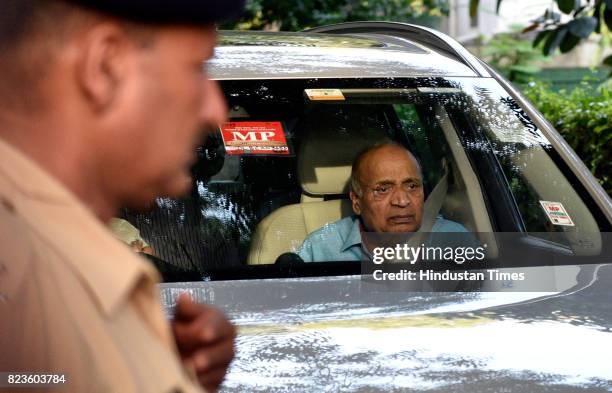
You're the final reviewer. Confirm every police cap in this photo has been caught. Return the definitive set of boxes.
[66,0,245,25]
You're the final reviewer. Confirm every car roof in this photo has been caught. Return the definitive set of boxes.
[210,29,481,80]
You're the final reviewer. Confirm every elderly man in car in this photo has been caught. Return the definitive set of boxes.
[298,142,469,262]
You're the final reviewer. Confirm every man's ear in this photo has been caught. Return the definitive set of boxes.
[75,23,131,112]
[350,191,362,215]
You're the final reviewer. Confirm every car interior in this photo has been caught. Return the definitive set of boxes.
[117,78,607,279]
[247,104,496,264]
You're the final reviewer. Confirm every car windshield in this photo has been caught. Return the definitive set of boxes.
[118,77,609,281]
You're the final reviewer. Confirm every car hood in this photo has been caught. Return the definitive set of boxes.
[160,263,612,392]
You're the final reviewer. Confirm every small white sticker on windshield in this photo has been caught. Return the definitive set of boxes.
[305,89,345,101]
[539,201,575,226]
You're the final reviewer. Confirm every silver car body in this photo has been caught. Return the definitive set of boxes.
[160,22,612,392]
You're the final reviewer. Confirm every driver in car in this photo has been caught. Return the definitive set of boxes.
[298,142,469,262]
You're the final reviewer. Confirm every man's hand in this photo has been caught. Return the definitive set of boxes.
[172,293,236,392]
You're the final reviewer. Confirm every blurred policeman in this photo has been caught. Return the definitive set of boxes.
[0,0,243,392]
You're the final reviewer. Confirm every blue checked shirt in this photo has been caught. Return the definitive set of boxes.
[297,215,471,262]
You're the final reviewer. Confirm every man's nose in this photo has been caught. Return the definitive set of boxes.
[200,78,228,127]
[390,187,410,207]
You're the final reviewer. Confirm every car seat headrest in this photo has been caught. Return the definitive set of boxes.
[297,107,388,196]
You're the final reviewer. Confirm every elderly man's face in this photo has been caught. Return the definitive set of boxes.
[103,24,227,208]
[350,145,424,232]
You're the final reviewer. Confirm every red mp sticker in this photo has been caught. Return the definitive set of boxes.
[220,122,290,155]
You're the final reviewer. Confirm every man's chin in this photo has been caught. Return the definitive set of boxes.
[387,222,420,233]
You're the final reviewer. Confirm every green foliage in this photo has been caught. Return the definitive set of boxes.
[482,26,549,81]
[605,53,612,76]
[522,80,612,195]
[557,0,579,14]
[223,0,449,31]
[469,0,612,71]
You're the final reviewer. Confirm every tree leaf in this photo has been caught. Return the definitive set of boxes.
[595,0,603,34]
[572,4,588,17]
[560,31,581,53]
[556,0,578,14]
[549,11,562,23]
[543,26,568,55]
[567,16,598,38]
[604,54,612,67]
[605,9,612,30]
[470,0,479,19]
[533,30,552,47]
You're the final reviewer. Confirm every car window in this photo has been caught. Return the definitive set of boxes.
[447,78,609,251]
[116,77,609,281]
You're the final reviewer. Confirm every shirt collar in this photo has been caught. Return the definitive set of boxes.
[0,137,158,317]
[0,137,78,205]
[340,215,363,252]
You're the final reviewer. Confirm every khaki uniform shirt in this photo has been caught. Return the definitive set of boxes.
[0,138,204,393]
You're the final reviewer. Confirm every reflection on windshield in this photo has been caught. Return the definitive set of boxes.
[119,77,603,278]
